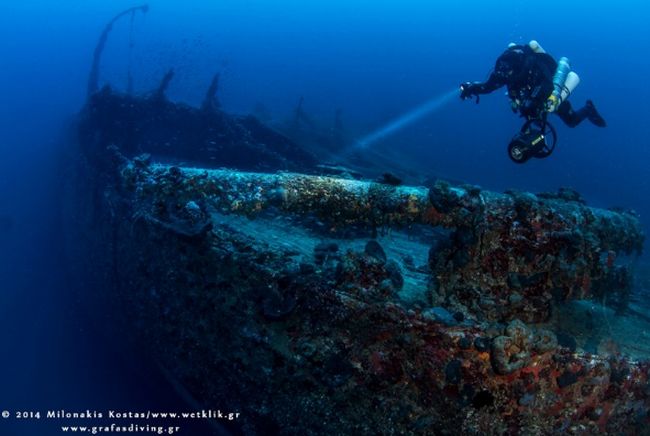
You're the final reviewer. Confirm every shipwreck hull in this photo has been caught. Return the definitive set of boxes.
[65,141,650,434]
[107,217,650,435]
[78,87,318,173]
[118,162,643,323]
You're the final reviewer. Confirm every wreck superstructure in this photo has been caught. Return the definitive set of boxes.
[65,7,650,435]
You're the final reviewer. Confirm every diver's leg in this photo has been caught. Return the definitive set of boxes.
[585,100,606,127]
[556,100,606,127]
[556,101,583,127]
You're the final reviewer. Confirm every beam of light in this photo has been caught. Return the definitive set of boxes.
[352,88,458,151]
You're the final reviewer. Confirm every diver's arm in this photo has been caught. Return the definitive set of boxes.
[460,72,504,100]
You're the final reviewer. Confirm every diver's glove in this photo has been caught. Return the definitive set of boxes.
[460,82,480,102]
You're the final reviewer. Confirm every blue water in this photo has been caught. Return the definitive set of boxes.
[0,1,648,434]
[353,88,459,150]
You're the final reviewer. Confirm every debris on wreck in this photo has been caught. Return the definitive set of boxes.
[201,72,222,112]
[87,4,149,97]
[377,172,403,186]
[68,7,650,434]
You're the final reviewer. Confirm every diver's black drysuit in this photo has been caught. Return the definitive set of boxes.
[460,44,606,127]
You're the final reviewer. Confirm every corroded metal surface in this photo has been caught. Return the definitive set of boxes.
[121,161,643,323]
[73,152,649,434]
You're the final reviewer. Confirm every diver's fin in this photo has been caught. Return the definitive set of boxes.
[586,100,606,127]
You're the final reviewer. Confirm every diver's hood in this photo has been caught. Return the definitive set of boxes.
[494,46,527,80]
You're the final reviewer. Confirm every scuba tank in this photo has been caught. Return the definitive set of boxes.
[508,39,546,53]
[507,40,545,53]
[546,57,581,112]
[559,71,580,103]
[528,40,545,53]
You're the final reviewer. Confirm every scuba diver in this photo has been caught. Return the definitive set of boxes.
[459,40,606,163]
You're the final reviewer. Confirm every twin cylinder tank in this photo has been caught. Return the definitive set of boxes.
[509,40,581,111]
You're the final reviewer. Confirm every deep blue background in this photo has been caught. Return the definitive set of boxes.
[0,1,647,434]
